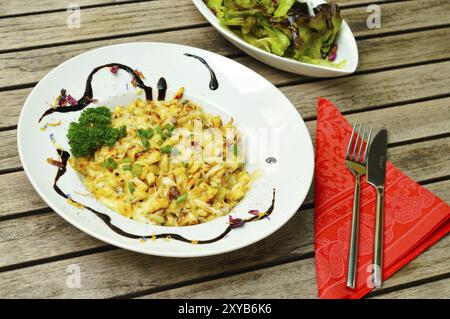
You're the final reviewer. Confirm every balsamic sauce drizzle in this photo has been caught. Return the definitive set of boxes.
[39,63,153,123]
[157,77,168,101]
[184,53,219,90]
[52,149,275,244]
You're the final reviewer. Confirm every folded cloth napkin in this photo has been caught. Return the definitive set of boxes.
[314,97,450,299]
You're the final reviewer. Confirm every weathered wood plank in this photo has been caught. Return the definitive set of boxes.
[1,97,449,219]
[0,171,46,216]
[0,211,105,268]
[371,278,450,299]
[0,130,19,173]
[345,0,450,37]
[146,256,320,299]
[0,0,139,17]
[2,26,450,95]
[0,139,448,270]
[0,88,29,129]
[281,61,450,119]
[142,235,450,299]
[0,0,204,52]
[0,0,447,52]
[306,97,450,147]
[0,26,234,91]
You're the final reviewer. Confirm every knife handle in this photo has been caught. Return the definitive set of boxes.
[346,176,361,289]
[373,188,384,288]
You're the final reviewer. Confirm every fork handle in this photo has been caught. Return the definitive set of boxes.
[372,188,384,288]
[346,175,361,289]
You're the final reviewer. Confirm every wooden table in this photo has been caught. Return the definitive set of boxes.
[0,0,449,299]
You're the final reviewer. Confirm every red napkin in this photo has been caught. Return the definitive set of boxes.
[314,97,450,299]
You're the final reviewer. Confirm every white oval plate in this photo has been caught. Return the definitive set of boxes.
[18,42,314,257]
[192,0,358,77]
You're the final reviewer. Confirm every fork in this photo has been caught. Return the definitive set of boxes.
[345,123,373,289]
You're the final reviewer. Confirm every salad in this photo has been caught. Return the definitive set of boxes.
[206,0,345,68]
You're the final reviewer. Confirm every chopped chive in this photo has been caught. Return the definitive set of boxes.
[161,145,172,154]
[122,157,131,163]
[103,157,118,171]
[144,127,154,138]
[128,182,135,194]
[131,163,143,177]
[165,123,175,132]
[118,125,127,139]
[233,143,238,156]
[122,164,132,171]
[137,127,154,148]
[176,193,187,205]
[140,137,150,149]
[155,126,163,135]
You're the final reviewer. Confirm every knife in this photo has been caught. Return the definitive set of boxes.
[366,128,388,288]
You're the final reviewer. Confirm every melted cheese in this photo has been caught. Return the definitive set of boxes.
[70,96,251,226]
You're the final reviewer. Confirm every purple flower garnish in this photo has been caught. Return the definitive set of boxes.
[228,215,244,228]
[328,45,337,62]
[57,88,67,107]
[67,95,78,106]
[110,65,119,74]
[248,209,260,217]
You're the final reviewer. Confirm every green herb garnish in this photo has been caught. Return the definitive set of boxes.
[137,127,154,139]
[122,164,132,171]
[176,193,187,205]
[67,106,126,157]
[165,123,175,132]
[131,163,143,177]
[141,137,150,149]
[128,182,135,194]
[161,145,172,154]
[118,125,127,139]
[233,143,238,156]
[137,128,154,149]
[103,157,118,171]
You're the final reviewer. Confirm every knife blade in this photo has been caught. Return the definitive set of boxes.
[367,128,388,288]
[367,128,387,188]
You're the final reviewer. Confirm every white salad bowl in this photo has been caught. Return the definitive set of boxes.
[192,0,359,77]
[17,42,314,257]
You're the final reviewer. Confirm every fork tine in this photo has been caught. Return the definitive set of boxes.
[352,123,361,160]
[363,127,373,163]
[346,122,357,159]
[357,125,367,162]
